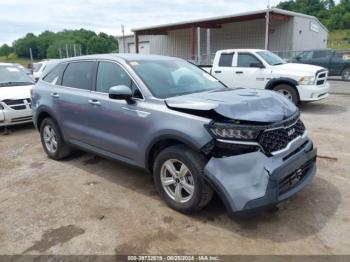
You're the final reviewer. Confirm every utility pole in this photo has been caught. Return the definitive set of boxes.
[73,44,77,57]
[264,0,270,50]
[58,47,62,59]
[121,24,125,53]
[29,48,34,73]
[65,44,69,58]
[79,45,82,56]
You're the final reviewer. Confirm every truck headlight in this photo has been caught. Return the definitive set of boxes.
[207,123,261,140]
[298,76,315,85]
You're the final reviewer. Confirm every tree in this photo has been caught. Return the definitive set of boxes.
[0,44,13,58]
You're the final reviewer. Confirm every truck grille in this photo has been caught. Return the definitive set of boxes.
[316,69,328,86]
[2,98,31,110]
[259,119,305,154]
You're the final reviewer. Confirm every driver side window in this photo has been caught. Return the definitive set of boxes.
[237,53,261,67]
[96,61,142,99]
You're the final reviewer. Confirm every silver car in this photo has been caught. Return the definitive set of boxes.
[32,54,317,216]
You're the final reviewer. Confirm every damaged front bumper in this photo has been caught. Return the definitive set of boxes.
[204,134,317,214]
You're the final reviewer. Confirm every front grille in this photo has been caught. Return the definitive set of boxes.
[316,70,328,86]
[279,158,315,195]
[2,98,31,110]
[259,119,305,154]
[3,99,23,106]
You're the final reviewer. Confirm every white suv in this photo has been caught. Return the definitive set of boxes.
[0,63,34,127]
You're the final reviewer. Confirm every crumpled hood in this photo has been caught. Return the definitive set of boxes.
[165,88,298,123]
[0,85,33,101]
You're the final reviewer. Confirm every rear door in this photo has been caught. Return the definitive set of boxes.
[233,52,268,89]
[308,50,332,69]
[59,60,96,143]
[211,52,235,88]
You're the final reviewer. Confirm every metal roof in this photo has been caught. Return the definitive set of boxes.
[132,8,328,34]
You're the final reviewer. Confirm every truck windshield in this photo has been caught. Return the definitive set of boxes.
[257,51,286,65]
[129,59,226,98]
[0,66,34,86]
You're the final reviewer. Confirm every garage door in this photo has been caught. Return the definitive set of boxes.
[128,41,150,54]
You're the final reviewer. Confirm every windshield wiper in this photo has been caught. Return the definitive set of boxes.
[273,63,285,65]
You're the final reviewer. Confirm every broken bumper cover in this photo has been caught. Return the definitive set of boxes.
[204,136,316,214]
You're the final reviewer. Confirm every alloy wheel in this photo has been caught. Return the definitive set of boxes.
[160,159,195,203]
[43,125,58,154]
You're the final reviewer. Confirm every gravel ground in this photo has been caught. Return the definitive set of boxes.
[0,90,350,255]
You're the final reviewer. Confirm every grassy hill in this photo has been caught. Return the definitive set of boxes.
[328,29,350,50]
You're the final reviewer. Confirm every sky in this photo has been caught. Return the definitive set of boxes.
[0,0,302,45]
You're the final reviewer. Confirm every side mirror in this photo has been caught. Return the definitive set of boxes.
[250,62,264,68]
[109,85,133,101]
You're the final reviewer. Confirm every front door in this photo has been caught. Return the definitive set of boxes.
[233,52,268,89]
[87,61,146,162]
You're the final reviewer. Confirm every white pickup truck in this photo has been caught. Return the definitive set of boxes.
[201,49,330,104]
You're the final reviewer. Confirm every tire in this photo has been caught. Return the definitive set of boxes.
[153,145,214,214]
[341,67,350,81]
[273,84,299,105]
[40,118,72,160]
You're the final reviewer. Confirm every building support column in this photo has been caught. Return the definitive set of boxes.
[191,27,196,61]
[134,32,139,53]
[206,28,211,65]
[264,7,270,50]
[197,27,201,64]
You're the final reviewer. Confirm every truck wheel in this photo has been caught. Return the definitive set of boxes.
[40,118,72,160]
[341,67,350,81]
[273,84,299,105]
[153,145,213,214]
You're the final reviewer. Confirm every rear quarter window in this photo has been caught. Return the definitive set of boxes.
[218,53,234,67]
[62,61,95,90]
[42,63,67,85]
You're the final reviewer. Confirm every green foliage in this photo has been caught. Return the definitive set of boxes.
[10,29,118,59]
[0,44,13,58]
[277,0,350,31]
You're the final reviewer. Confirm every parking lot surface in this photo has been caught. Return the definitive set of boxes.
[0,81,350,255]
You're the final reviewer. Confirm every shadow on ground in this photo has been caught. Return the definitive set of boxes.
[64,151,341,243]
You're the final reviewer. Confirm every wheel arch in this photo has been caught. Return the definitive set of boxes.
[145,134,204,173]
[35,107,65,140]
[265,77,298,90]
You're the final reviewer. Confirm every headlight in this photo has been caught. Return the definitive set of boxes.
[208,123,261,140]
[298,76,315,85]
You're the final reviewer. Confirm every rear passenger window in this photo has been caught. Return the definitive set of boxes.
[237,53,261,67]
[218,53,234,67]
[96,61,142,99]
[62,61,94,90]
[312,50,329,59]
[42,63,67,85]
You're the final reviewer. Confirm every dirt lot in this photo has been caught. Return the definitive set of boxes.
[0,81,350,255]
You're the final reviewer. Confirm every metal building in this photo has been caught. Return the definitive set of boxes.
[117,8,328,63]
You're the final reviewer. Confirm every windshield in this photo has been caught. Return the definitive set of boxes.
[257,51,286,65]
[0,66,34,86]
[33,63,43,72]
[129,59,225,98]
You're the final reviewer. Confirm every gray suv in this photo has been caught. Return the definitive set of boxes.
[32,54,317,215]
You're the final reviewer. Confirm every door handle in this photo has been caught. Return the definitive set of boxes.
[50,92,59,98]
[235,71,243,74]
[88,99,101,106]
[214,70,222,73]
